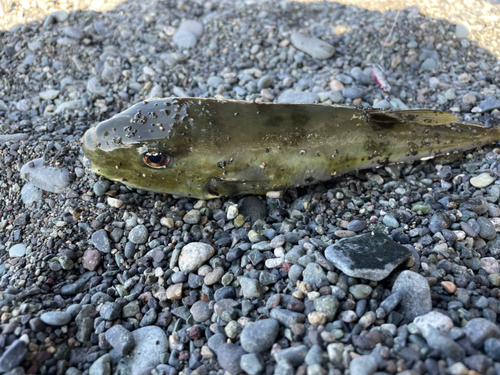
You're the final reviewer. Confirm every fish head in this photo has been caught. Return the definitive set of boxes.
[81,98,220,199]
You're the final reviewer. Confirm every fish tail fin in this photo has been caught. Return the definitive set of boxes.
[369,109,458,127]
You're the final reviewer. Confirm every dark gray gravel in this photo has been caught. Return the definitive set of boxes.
[1,1,500,375]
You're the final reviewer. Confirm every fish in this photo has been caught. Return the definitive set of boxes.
[81,97,499,199]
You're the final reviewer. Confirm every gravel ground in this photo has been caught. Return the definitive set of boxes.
[2,1,500,375]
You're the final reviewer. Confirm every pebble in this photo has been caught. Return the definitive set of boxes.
[217,343,246,375]
[91,229,111,253]
[455,22,470,39]
[190,301,212,323]
[0,340,27,373]
[178,20,203,38]
[114,326,168,375]
[178,242,214,273]
[39,89,60,100]
[484,338,500,361]
[20,158,71,193]
[480,257,500,274]
[325,233,411,281]
[392,270,432,320]
[82,249,101,271]
[414,311,454,338]
[462,92,477,105]
[290,32,335,59]
[105,325,135,356]
[479,98,500,112]
[349,284,373,299]
[239,277,263,299]
[8,244,26,258]
[40,311,72,326]
[477,217,496,240]
[274,345,308,367]
[240,319,279,353]
[277,89,319,103]
[463,318,500,348]
[128,224,148,244]
[173,30,197,49]
[88,354,111,375]
[349,354,378,375]
[240,353,264,375]
[100,302,121,320]
[470,173,495,188]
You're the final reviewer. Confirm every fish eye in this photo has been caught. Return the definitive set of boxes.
[142,152,171,168]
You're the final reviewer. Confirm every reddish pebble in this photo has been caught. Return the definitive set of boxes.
[282,263,292,273]
[190,325,202,340]
[82,249,101,271]
[441,281,456,294]
[179,350,190,361]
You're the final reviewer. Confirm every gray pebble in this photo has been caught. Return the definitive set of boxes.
[128,225,148,244]
[479,98,500,112]
[173,30,197,49]
[392,270,432,320]
[277,89,319,104]
[477,217,496,240]
[420,58,437,70]
[342,87,364,99]
[274,345,308,367]
[178,242,214,273]
[40,311,72,326]
[9,244,26,258]
[0,340,27,373]
[101,65,121,84]
[455,23,470,39]
[290,33,335,60]
[183,209,201,224]
[100,302,121,320]
[190,301,212,323]
[240,318,279,353]
[240,353,264,375]
[63,26,84,40]
[20,158,72,193]
[114,326,168,374]
[217,343,246,375]
[239,277,263,299]
[106,325,136,356]
[92,229,111,253]
[93,180,111,196]
[349,354,378,375]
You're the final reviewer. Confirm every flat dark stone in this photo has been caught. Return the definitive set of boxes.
[325,232,411,281]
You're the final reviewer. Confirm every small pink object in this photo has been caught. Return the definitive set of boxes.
[372,64,391,93]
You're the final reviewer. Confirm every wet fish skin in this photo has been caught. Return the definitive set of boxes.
[81,97,499,199]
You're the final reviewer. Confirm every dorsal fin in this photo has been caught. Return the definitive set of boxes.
[369,110,458,127]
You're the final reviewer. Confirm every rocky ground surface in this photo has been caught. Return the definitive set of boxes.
[2,0,500,375]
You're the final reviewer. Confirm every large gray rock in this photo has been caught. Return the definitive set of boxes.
[113,326,168,375]
[325,233,411,281]
[21,158,72,193]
